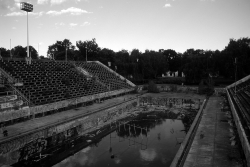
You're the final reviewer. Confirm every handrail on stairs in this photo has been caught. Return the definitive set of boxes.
[0,67,32,106]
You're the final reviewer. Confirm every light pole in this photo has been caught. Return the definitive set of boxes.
[51,53,54,60]
[38,43,39,58]
[65,47,68,62]
[20,2,33,62]
[234,58,237,94]
[136,58,139,80]
[85,46,87,62]
[10,39,12,58]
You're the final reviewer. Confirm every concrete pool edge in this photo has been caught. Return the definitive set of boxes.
[170,98,207,167]
[0,96,138,144]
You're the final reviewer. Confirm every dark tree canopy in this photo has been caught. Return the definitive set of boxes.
[1,37,250,85]
[76,38,100,61]
[0,45,38,59]
[47,39,75,60]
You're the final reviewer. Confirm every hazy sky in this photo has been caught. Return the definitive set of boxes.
[0,0,249,57]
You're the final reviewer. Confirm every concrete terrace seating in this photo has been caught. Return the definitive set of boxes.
[0,60,109,106]
[227,76,250,166]
[228,79,250,129]
[75,62,132,91]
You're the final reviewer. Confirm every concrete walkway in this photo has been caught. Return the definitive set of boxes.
[0,94,137,143]
[183,96,243,167]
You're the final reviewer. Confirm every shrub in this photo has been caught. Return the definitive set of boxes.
[148,81,159,93]
[142,85,148,90]
[198,80,206,94]
[131,86,139,94]
[198,77,214,96]
[169,84,177,92]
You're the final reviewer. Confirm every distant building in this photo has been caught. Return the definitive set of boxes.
[165,71,185,77]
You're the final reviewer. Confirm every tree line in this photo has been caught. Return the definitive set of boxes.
[0,37,250,84]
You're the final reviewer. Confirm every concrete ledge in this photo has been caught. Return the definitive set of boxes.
[0,97,137,145]
[0,88,133,122]
[227,89,250,167]
[170,98,207,167]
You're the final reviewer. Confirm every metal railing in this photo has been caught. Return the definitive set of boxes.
[0,67,32,106]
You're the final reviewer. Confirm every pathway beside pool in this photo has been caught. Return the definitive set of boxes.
[183,96,243,167]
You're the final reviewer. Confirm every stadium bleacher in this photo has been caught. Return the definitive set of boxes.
[0,58,135,126]
[0,59,134,106]
[75,61,132,91]
[226,75,250,166]
[228,79,250,130]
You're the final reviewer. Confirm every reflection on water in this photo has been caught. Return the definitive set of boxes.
[53,114,186,167]
[6,110,194,167]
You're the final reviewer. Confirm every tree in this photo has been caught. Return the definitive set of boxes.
[130,49,142,80]
[97,48,116,66]
[12,45,26,58]
[148,80,159,93]
[222,38,250,79]
[182,49,207,84]
[115,50,131,77]
[47,39,75,60]
[6,45,39,59]
[163,49,177,72]
[24,46,39,59]
[0,47,10,58]
[76,38,100,61]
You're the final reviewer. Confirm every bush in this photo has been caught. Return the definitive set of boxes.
[198,80,206,94]
[148,81,159,93]
[142,85,148,90]
[198,77,214,96]
[169,84,177,92]
[131,86,139,94]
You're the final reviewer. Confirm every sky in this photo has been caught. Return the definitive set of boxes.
[0,0,250,57]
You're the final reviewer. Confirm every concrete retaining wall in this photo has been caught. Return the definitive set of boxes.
[0,88,133,123]
[139,96,201,110]
[0,99,137,155]
[138,84,225,95]
[170,99,207,167]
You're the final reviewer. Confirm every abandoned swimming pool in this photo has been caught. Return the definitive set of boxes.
[11,110,196,167]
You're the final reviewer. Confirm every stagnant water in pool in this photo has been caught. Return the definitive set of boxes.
[53,117,186,167]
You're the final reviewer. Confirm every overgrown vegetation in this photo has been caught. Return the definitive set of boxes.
[198,77,214,96]
[147,81,159,93]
